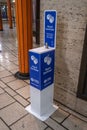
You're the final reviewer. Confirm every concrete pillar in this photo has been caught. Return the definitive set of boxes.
[7,0,13,29]
[15,0,33,79]
[0,6,3,31]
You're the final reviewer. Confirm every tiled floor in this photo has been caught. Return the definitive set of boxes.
[0,23,87,130]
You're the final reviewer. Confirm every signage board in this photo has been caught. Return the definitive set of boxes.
[29,50,55,90]
[44,10,57,48]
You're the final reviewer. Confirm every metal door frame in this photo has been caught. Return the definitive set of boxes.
[77,25,87,101]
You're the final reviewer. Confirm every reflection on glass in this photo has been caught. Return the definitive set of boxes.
[0,44,2,52]
[33,0,36,32]
[1,5,7,19]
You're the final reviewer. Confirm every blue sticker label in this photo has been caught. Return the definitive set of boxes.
[44,10,57,48]
[29,52,40,88]
[41,51,55,89]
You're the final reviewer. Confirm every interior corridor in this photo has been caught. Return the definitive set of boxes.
[0,23,87,130]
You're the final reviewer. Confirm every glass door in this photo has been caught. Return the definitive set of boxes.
[77,25,87,101]
[32,0,40,44]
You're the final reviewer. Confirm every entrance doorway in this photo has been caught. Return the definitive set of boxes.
[77,25,87,101]
[32,0,40,44]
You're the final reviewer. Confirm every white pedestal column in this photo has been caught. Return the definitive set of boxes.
[25,47,58,121]
[26,84,58,121]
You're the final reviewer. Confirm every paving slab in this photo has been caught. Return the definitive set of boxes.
[6,63,18,70]
[1,75,16,83]
[16,85,30,99]
[51,108,69,123]
[46,127,53,130]
[0,87,4,94]
[14,95,29,107]
[0,102,28,126]
[45,118,66,130]
[0,70,11,78]
[0,81,7,88]
[24,80,30,84]
[62,115,87,130]
[10,114,47,130]
[7,79,27,90]
[0,119,9,130]
[0,93,15,109]
[0,66,5,72]
[5,87,17,96]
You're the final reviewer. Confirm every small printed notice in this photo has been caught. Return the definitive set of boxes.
[44,10,57,48]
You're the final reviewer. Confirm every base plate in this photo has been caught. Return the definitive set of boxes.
[25,104,58,121]
[14,71,29,80]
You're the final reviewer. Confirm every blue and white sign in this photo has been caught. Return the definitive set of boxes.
[29,50,55,90]
[29,52,40,88]
[27,10,58,120]
[44,10,57,48]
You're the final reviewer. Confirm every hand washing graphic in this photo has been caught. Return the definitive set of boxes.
[47,14,54,23]
[31,55,38,65]
[44,55,52,65]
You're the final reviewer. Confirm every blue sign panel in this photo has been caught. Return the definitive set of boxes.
[44,10,57,48]
[29,50,55,90]
[29,52,40,88]
[41,51,55,89]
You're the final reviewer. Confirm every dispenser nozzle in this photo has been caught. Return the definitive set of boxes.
[45,43,48,49]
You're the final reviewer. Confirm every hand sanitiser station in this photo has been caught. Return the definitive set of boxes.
[25,10,58,121]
